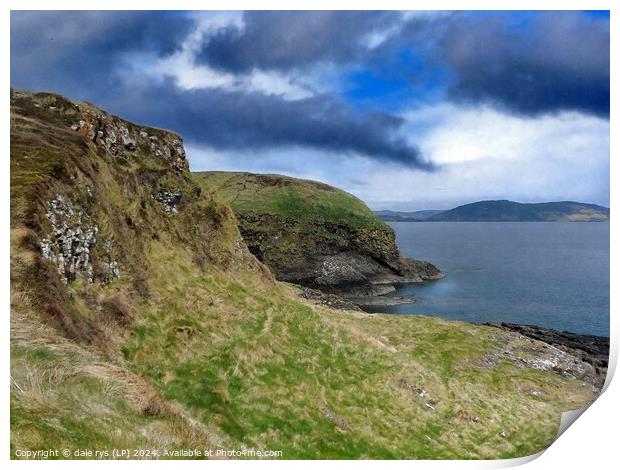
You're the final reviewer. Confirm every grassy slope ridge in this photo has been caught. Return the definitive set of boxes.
[197,172,385,229]
[11,90,599,459]
[429,200,610,222]
[193,171,440,295]
[195,171,401,267]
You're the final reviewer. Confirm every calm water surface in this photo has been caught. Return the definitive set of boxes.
[370,222,609,336]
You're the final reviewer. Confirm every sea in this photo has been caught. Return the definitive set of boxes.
[369,222,610,337]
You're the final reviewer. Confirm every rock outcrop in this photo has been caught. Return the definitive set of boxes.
[68,101,188,173]
[485,322,609,380]
[10,88,259,328]
[10,89,196,289]
[40,194,104,284]
[194,171,443,302]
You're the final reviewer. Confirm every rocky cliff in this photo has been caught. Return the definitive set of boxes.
[11,89,260,339]
[10,90,602,459]
[194,171,442,300]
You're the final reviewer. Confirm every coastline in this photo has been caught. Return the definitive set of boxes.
[484,322,609,375]
[295,283,610,374]
[296,282,609,385]
[295,282,608,390]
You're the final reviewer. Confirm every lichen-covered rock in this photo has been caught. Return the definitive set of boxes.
[480,329,603,390]
[10,88,188,174]
[70,110,187,172]
[39,194,120,285]
[152,189,185,214]
[486,322,609,379]
[40,195,99,284]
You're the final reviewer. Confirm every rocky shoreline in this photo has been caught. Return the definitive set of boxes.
[347,294,417,308]
[297,285,362,311]
[292,284,609,390]
[484,322,609,379]
[317,257,444,306]
[297,285,418,310]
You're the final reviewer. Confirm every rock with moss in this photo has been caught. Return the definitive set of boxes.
[194,171,443,300]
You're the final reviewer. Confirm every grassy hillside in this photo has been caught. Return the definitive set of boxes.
[10,90,600,459]
[194,171,401,273]
[198,171,387,231]
[429,200,609,222]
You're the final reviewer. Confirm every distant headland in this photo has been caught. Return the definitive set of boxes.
[376,200,610,222]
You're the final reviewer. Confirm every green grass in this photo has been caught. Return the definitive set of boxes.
[114,243,595,459]
[10,91,599,460]
[10,336,223,459]
[194,171,387,231]
[193,171,401,271]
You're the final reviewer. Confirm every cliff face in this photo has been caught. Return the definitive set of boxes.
[11,89,259,340]
[194,171,442,297]
[10,89,273,452]
[10,90,601,459]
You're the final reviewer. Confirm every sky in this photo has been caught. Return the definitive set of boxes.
[10,10,610,210]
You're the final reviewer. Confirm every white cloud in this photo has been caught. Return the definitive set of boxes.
[370,105,610,209]
[364,11,450,49]
[244,70,314,100]
[186,104,609,212]
[402,104,609,165]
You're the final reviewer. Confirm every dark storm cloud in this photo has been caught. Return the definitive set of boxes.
[10,10,609,170]
[197,10,609,117]
[115,83,432,169]
[197,10,399,72]
[10,10,432,168]
[404,11,610,117]
[10,11,193,98]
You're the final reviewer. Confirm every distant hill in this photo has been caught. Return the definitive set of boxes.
[428,200,609,222]
[375,209,444,222]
